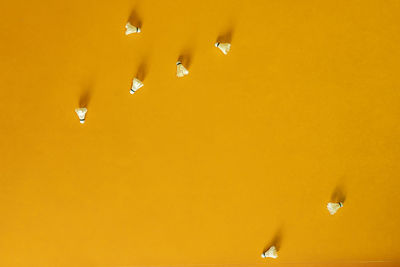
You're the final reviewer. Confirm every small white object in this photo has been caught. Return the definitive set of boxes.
[125,22,141,35]
[130,78,144,94]
[327,202,343,215]
[261,246,278,259]
[176,61,189,77]
[215,42,231,55]
[75,108,87,124]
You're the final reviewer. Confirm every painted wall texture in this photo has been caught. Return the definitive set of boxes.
[0,0,399,266]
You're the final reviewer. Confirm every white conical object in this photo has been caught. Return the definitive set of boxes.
[176,61,189,77]
[75,108,87,124]
[130,78,144,94]
[215,42,231,55]
[261,246,278,259]
[327,202,343,215]
[125,22,141,35]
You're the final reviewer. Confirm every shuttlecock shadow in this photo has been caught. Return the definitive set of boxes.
[264,227,283,252]
[331,184,347,203]
[128,8,142,29]
[79,82,92,108]
[216,27,235,44]
[178,49,193,70]
[136,60,148,81]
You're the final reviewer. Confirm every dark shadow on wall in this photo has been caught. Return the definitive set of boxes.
[136,59,148,81]
[331,184,347,203]
[79,80,93,108]
[178,47,194,69]
[216,22,235,44]
[128,7,143,29]
[263,226,284,253]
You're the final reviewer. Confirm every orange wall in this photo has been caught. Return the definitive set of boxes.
[0,0,400,266]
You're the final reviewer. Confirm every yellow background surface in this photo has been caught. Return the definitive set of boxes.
[1,0,400,266]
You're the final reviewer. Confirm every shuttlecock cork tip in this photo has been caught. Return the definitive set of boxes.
[137,27,141,33]
[80,120,85,124]
[130,89,135,94]
[261,253,266,258]
[176,61,182,65]
[215,42,220,47]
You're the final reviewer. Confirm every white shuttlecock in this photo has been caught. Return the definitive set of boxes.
[261,246,278,259]
[215,42,231,55]
[130,78,144,94]
[176,61,189,77]
[75,108,87,124]
[327,202,343,215]
[125,22,141,35]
